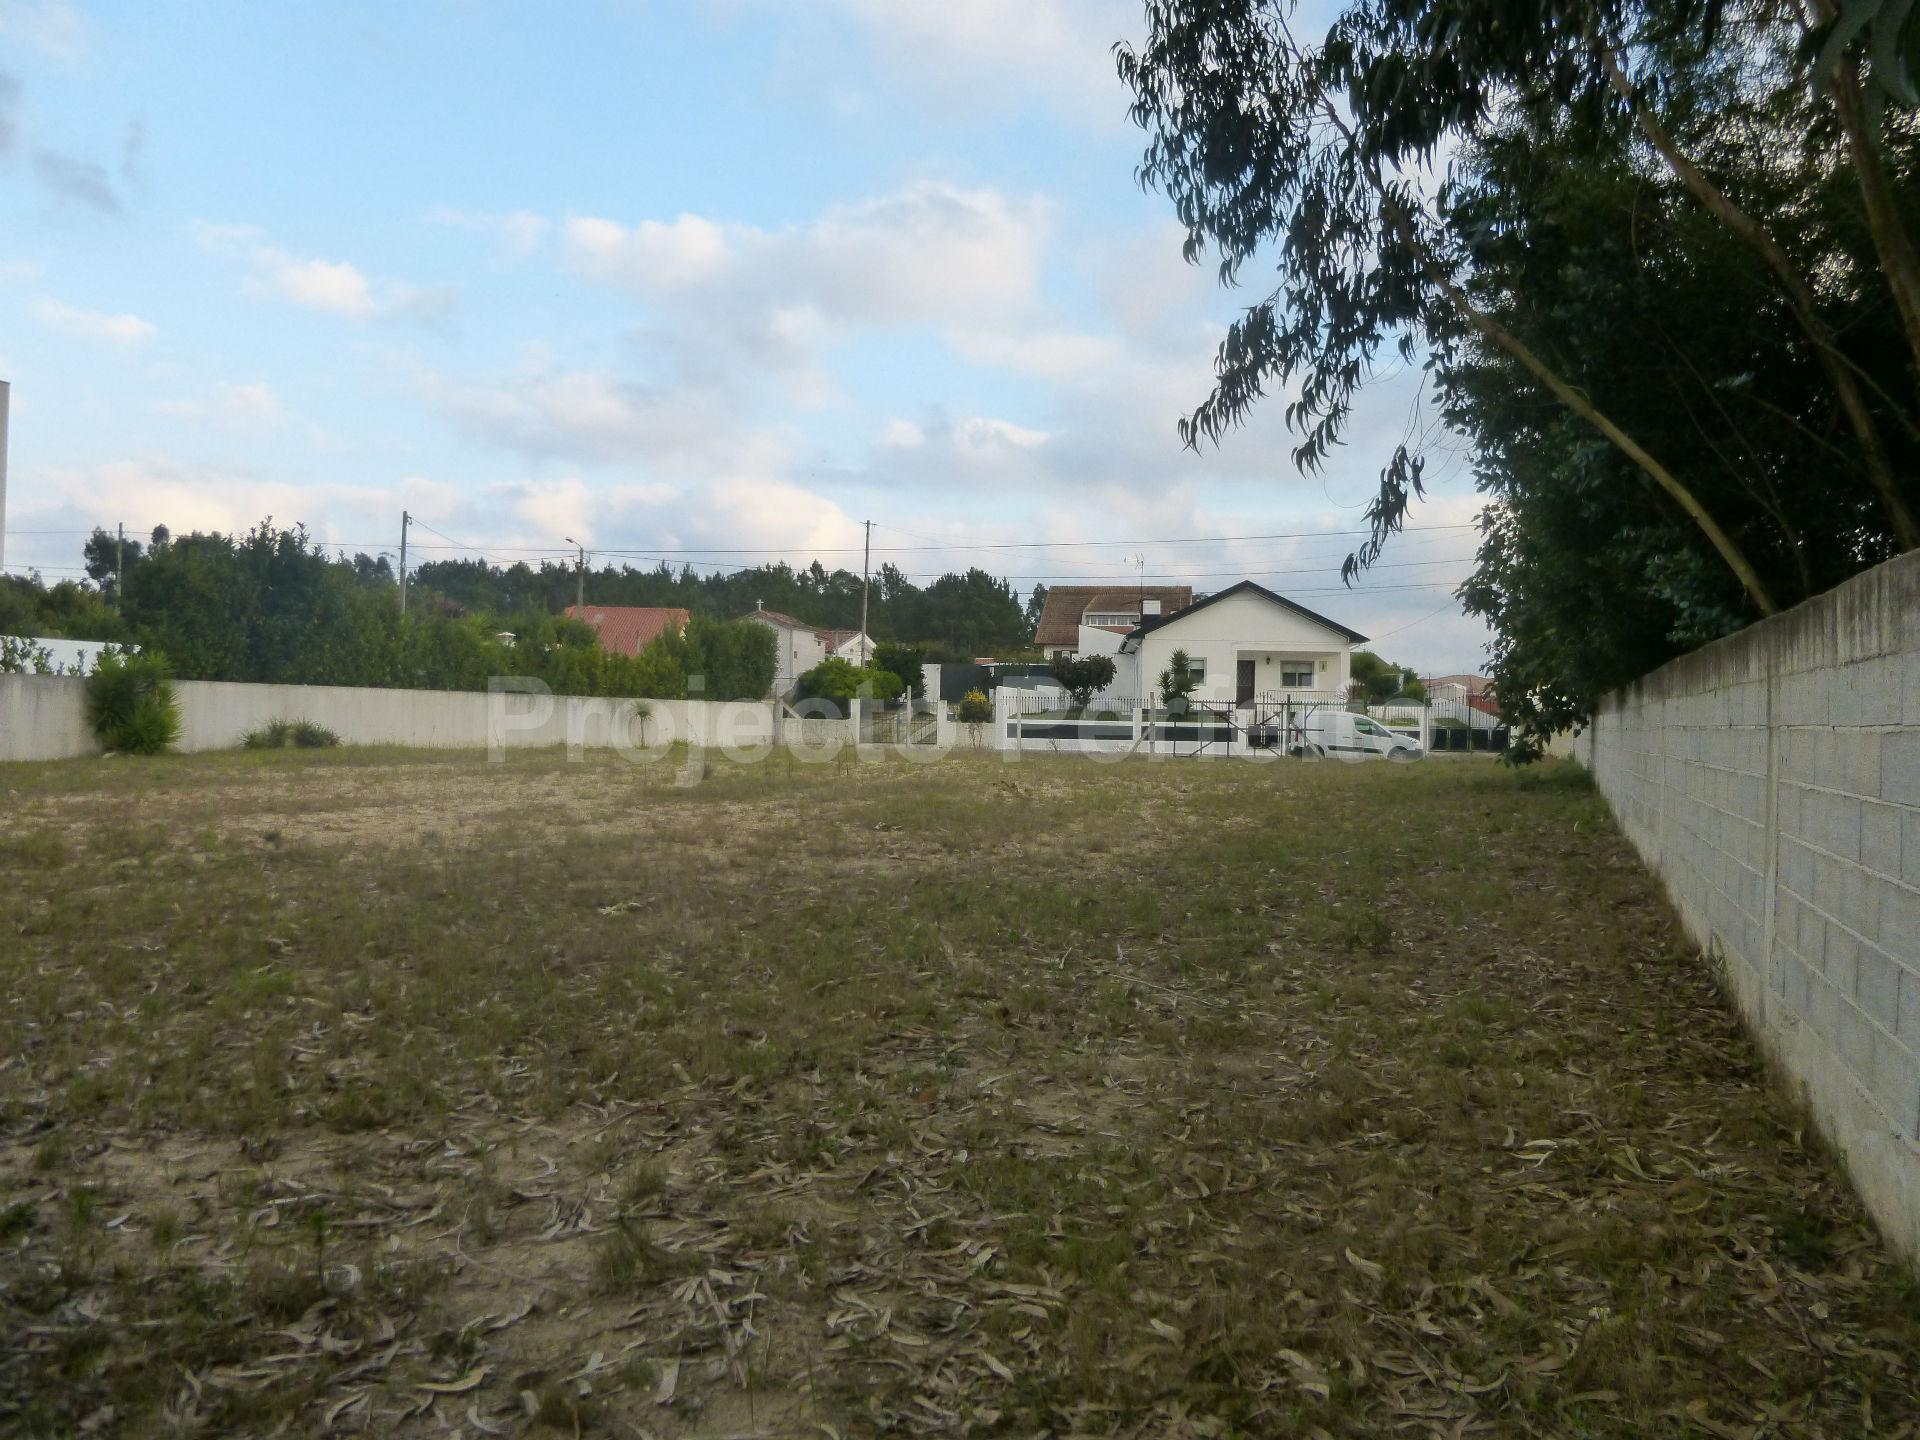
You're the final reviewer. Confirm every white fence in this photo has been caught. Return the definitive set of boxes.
[991,688,1353,759]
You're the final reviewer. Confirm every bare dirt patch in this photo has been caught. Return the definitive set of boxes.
[3,751,1917,1437]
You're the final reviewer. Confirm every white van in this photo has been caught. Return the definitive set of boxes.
[1289,710,1424,761]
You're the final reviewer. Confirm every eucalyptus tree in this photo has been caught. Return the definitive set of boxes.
[1117,0,1920,621]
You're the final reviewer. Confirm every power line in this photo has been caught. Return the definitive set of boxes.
[571,547,1478,583]
[406,516,510,568]
[2,521,1482,595]
[5,519,1479,558]
[1366,599,1466,641]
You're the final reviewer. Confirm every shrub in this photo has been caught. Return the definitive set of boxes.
[242,719,342,749]
[1048,653,1116,708]
[1157,648,1201,715]
[956,688,993,723]
[84,650,182,755]
[795,656,906,706]
[873,641,926,699]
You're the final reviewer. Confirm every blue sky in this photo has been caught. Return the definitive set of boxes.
[0,0,1492,670]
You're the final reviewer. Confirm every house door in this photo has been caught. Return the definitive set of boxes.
[1236,659,1256,705]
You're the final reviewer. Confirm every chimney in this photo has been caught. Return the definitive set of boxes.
[1140,598,1161,617]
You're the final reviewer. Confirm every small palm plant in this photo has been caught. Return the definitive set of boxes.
[84,649,182,755]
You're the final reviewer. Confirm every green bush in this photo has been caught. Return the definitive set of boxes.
[1157,648,1201,714]
[795,656,906,705]
[242,719,342,749]
[84,650,182,755]
[956,688,993,723]
[873,641,926,699]
[1049,653,1116,708]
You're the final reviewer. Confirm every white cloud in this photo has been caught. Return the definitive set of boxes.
[224,382,282,419]
[0,259,44,283]
[11,460,467,552]
[195,223,453,323]
[567,213,729,289]
[270,257,377,317]
[31,296,155,345]
[823,0,1137,129]
[154,382,284,427]
[556,180,1054,418]
[566,181,1048,331]
[947,326,1122,381]
[494,475,694,550]
[0,0,90,61]
[760,0,1135,130]
[426,207,551,254]
[418,361,794,480]
[956,416,1048,452]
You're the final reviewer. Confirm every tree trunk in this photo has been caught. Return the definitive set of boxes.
[1382,200,1779,615]
[1599,45,1920,551]
[1800,0,1920,398]
[1833,66,1920,372]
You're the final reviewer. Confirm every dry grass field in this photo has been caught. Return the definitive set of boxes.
[2,746,1916,1439]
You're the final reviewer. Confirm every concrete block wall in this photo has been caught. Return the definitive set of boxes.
[0,674,790,763]
[1574,548,1920,1257]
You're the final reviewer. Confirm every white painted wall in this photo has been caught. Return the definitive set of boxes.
[0,636,129,674]
[1568,549,1920,1258]
[826,631,874,665]
[0,673,93,760]
[1128,591,1354,702]
[746,615,827,697]
[0,673,802,763]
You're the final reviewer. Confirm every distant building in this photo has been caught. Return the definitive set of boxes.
[1427,673,1495,697]
[742,604,873,698]
[562,605,689,657]
[1110,581,1365,705]
[1032,585,1195,659]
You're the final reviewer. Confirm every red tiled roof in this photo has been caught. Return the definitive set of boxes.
[563,605,689,657]
[818,628,865,651]
[1032,585,1195,647]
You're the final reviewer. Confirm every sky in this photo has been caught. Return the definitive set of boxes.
[0,0,1493,672]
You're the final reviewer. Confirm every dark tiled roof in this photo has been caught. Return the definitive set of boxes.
[744,607,816,631]
[1121,581,1367,647]
[1032,584,1195,647]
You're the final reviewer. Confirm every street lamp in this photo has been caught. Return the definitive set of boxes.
[564,536,587,611]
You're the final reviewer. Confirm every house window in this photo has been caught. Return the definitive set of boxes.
[1185,659,1208,682]
[1279,661,1315,688]
[1083,611,1138,627]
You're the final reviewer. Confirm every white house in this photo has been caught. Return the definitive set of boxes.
[1033,585,1194,659]
[1107,581,1364,705]
[742,605,874,698]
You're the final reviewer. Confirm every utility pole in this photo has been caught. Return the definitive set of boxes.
[860,519,871,666]
[566,537,586,610]
[398,510,410,616]
[115,523,124,607]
